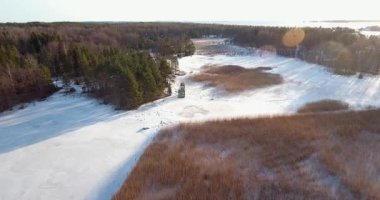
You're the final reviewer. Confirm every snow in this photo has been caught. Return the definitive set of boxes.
[2,41,380,199]
[360,30,380,37]
[0,92,157,200]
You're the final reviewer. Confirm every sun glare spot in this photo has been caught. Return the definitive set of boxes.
[282,28,305,47]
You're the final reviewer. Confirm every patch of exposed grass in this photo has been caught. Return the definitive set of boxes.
[192,38,238,55]
[297,99,349,113]
[191,65,282,93]
[114,110,380,200]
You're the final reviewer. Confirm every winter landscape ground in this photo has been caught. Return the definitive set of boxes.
[2,39,380,199]
[115,110,380,199]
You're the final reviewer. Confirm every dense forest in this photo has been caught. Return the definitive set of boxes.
[232,26,380,75]
[0,23,195,111]
[1,22,380,111]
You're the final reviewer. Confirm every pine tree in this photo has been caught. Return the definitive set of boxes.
[121,67,141,108]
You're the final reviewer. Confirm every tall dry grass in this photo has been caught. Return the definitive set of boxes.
[297,99,349,113]
[114,110,380,200]
[191,65,283,93]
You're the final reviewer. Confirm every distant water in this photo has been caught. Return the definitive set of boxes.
[194,20,380,36]
[197,20,380,29]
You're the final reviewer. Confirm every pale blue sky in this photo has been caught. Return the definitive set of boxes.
[0,0,379,22]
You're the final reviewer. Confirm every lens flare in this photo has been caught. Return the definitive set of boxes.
[282,28,305,47]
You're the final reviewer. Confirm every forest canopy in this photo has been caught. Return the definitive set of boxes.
[1,22,379,111]
[0,22,195,111]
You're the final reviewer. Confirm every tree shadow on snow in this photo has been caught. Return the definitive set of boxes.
[0,92,126,154]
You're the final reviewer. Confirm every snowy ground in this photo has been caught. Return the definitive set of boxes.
[361,30,380,36]
[1,39,380,199]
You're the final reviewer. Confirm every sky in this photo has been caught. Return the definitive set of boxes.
[0,0,379,23]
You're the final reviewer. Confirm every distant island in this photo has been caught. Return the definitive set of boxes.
[310,20,380,23]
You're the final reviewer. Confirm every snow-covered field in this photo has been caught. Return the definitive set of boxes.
[361,30,380,36]
[2,40,380,199]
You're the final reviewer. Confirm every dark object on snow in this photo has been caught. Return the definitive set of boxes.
[358,73,364,79]
[74,79,81,85]
[256,66,273,71]
[82,86,87,93]
[175,70,186,76]
[63,87,76,94]
[18,104,26,110]
[138,127,150,132]
[69,87,76,93]
[178,82,185,98]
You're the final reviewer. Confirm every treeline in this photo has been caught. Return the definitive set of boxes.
[79,49,174,109]
[0,33,56,111]
[1,22,380,111]
[0,23,194,111]
[111,22,380,75]
[230,26,380,75]
[116,23,380,75]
